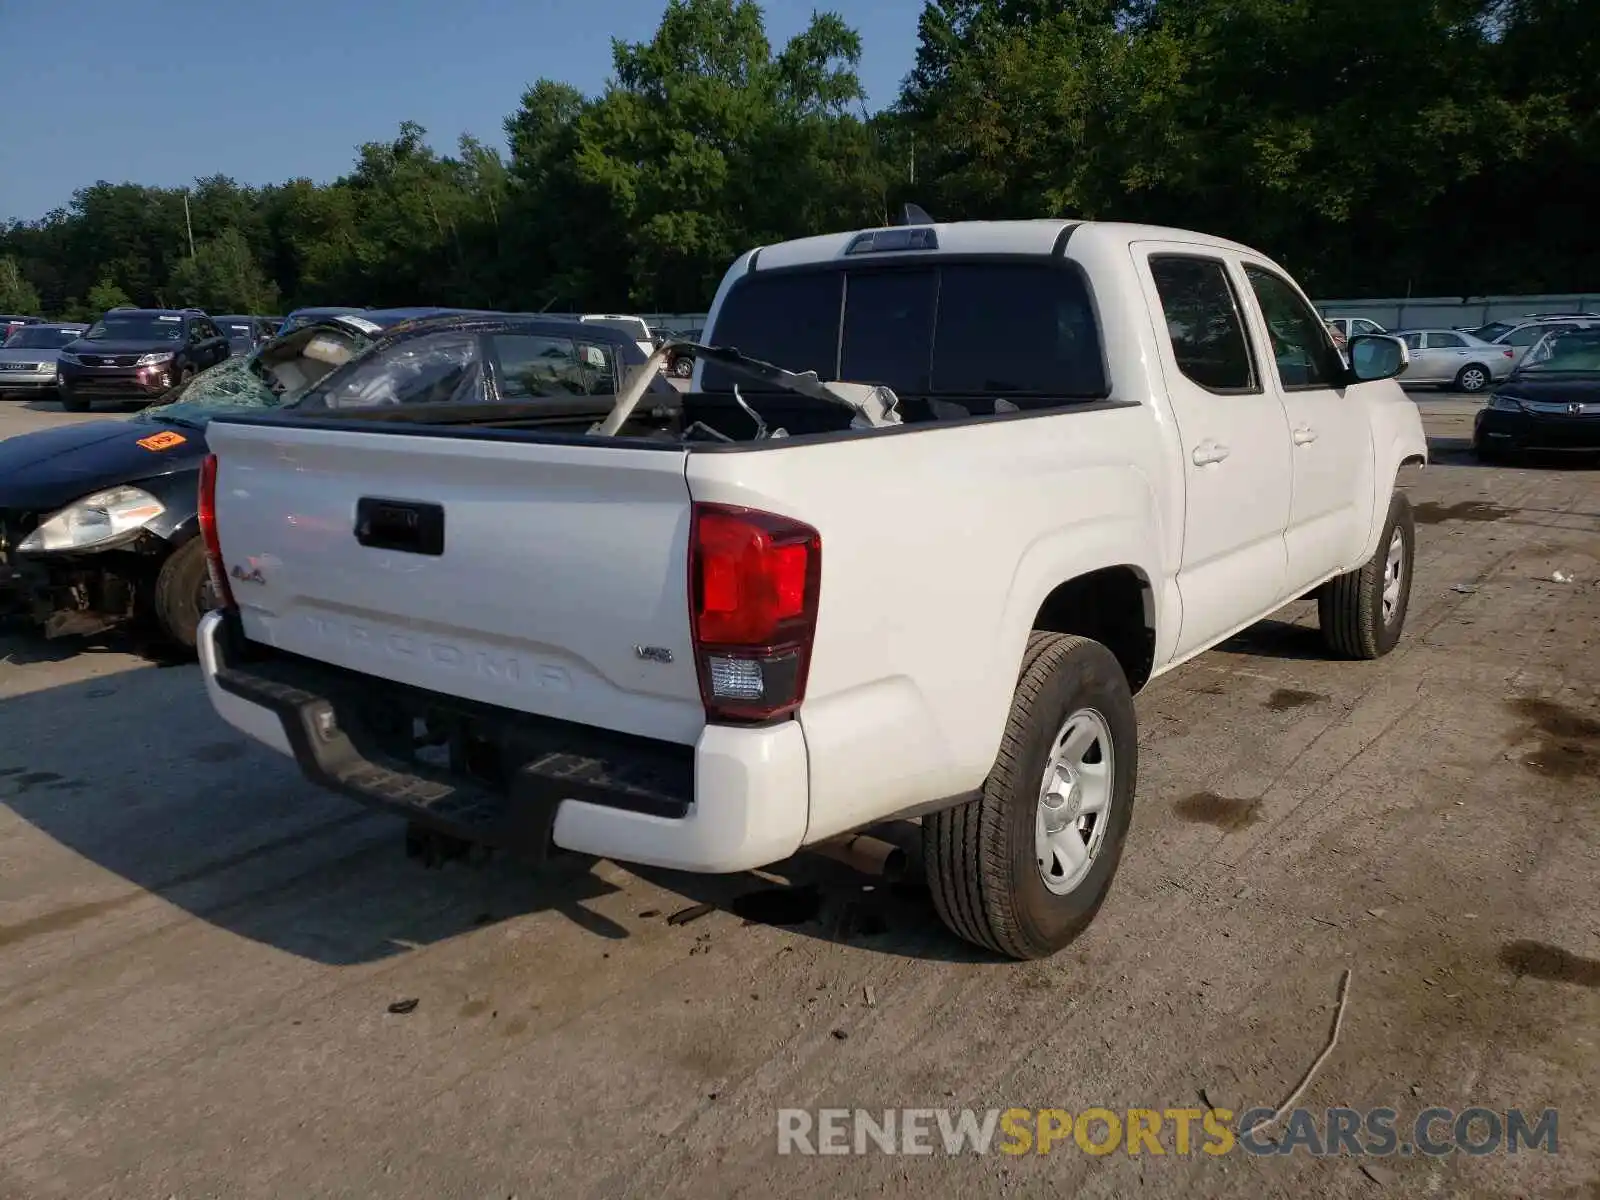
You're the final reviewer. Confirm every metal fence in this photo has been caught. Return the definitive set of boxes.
[1316,294,1600,331]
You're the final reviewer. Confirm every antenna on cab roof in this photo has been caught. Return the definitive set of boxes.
[898,203,935,226]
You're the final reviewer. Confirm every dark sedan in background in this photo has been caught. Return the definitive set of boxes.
[0,310,669,652]
[0,322,88,399]
[214,314,278,356]
[1474,328,1600,460]
[56,309,231,411]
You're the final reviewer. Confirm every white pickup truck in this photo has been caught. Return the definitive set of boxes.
[196,220,1426,959]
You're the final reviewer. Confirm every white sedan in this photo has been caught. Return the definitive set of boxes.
[1394,328,1516,394]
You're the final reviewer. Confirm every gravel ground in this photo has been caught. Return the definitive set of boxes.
[0,393,1596,1199]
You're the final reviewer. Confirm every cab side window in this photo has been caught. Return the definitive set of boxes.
[1148,255,1258,393]
[1243,265,1343,389]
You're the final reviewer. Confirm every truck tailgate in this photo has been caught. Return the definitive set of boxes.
[204,422,705,745]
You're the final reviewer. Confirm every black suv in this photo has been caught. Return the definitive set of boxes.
[57,309,230,411]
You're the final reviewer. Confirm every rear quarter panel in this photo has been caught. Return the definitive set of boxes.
[686,406,1170,844]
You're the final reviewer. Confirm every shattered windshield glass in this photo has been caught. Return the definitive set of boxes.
[134,322,376,428]
[133,355,278,430]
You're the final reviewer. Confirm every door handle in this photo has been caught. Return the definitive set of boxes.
[1192,440,1231,466]
[1293,426,1319,445]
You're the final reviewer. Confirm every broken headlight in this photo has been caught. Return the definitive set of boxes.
[17,486,166,553]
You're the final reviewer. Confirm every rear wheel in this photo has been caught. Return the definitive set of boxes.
[672,356,694,378]
[924,633,1138,960]
[1318,491,1415,660]
[152,538,213,652]
[1454,363,1491,393]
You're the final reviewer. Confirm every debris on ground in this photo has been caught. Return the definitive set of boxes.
[1367,908,1387,919]
[1359,1162,1395,1187]
[1239,969,1353,1140]
[668,902,715,927]
[1450,583,1478,594]
[1235,886,1253,900]
[864,985,877,1008]
[830,1028,849,1041]
[387,998,420,1015]
[636,909,661,919]
[1552,571,1573,583]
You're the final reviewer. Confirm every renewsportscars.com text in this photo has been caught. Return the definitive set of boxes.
[777,1106,1559,1158]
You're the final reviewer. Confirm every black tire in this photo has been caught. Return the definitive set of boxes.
[152,538,211,652]
[58,387,88,412]
[1318,490,1415,660]
[672,356,694,378]
[1454,363,1491,394]
[924,632,1138,960]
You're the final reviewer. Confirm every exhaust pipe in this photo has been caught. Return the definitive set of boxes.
[811,833,908,882]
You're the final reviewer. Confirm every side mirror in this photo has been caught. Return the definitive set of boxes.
[1347,334,1408,382]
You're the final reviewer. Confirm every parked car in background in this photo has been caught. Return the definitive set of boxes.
[1474,328,1600,460]
[214,315,277,356]
[56,309,231,411]
[2,314,42,341]
[1325,316,1387,342]
[1488,316,1600,369]
[0,322,88,400]
[0,309,465,650]
[664,327,703,377]
[1394,328,1514,393]
[579,313,656,357]
[277,306,370,336]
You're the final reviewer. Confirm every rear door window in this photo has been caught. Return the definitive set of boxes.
[1147,255,1257,393]
[491,334,616,399]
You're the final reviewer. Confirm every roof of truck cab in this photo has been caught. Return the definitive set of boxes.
[746,219,1261,272]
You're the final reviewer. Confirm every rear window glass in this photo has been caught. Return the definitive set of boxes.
[703,262,1105,397]
[701,272,842,390]
[840,270,936,392]
[932,263,1103,395]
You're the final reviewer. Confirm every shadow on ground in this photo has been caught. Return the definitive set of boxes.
[1429,433,1600,471]
[0,636,978,969]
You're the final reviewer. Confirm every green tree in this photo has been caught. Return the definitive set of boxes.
[85,278,133,316]
[0,256,41,314]
[167,229,282,313]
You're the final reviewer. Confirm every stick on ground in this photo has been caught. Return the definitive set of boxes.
[1241,967,1354,1139]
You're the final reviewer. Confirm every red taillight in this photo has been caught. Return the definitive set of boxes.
[689,503,820,722]
[198,453,236,611]
[1503,349,1514,358]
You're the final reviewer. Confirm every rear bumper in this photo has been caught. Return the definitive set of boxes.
[1475,407,1600,451]
[196,610,810,873]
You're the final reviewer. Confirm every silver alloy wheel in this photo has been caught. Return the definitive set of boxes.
[1035,708,1115,895]
[1381,527,1406,625]
[1459,366,1487,392]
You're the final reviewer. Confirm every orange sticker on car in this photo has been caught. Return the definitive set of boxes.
[136,431,187,451]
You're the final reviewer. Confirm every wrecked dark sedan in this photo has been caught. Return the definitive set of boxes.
[0,310,671,652]
[0,312,401,649]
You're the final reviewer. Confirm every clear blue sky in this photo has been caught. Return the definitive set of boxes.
[0,0,923,223]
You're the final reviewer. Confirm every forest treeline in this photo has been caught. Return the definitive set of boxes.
[1,0,1594,319]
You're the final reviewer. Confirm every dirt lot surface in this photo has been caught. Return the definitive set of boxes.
[1,396,1596,1198]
